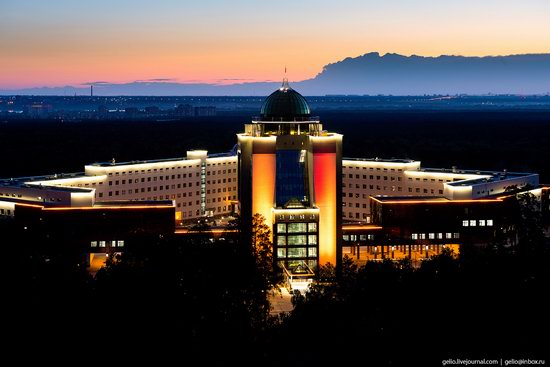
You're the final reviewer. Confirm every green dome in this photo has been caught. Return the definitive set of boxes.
[260,80,311,121]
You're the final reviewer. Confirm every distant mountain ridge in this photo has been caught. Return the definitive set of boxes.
[2,52,550,96]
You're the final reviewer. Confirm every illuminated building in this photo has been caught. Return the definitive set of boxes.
[238,79,342,271]
[1,81,548,274]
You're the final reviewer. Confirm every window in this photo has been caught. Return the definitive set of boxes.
[308,247,317,257]
[117,240,124,247]
[287,235,307,246]
[462,220,469,227]
[99,241,106,247]
[487,219,493,226]
[288,223,307,233]
[479,220,486,226]
[277,248,286,258]
[277,236,286,245]
[277,223,286,233]
[411,233,418,240]
[308,222,317,232]
[428,233,435,239]
[308,235,317,245]
[469,220,477,227]
[287,248,307,258]
[445,233,452,239]
[437,233,443,239]
[90,241,97,247]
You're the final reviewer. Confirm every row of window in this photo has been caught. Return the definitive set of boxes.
[109,175,202,185]
[345,174,403,182]
[106,166,200,176]
[411,233,460,240]
[277,247,317,259]
[276,235,318,246]
[342,234,375,241]
[90,240,124,248]
[0,208,13,215]
[343,166,403,172]
[276,222,317,234]
[207,169,237,176]
[462,219,494,227]
[343,212,369,220]
[407,177,454,183]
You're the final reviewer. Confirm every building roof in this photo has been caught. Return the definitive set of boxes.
[260,80,311,121]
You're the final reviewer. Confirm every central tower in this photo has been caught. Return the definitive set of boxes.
[238,81,343,270]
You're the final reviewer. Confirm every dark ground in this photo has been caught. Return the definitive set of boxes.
[1,110,549,182]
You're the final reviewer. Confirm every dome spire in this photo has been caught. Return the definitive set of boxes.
[281,66,290,90]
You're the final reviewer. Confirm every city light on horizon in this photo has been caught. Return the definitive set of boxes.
[1,0,550,89]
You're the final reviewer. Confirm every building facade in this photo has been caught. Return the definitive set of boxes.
[1,82,547,272]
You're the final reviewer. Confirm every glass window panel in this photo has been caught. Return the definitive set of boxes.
[99,241,106,247]
[287,247,307,258]
[308,235,317,245]
[277,248,286,258]
[90,241,97,247]
[487,219,493,226]
[308,247,317,257]
[277,236,286,246]
[277,223,286,233]
[479,220,486,226]
[288,223,307,233]
[117,240,124,247]
[287,235,307,246]
[276,150,310,206]
[308,222,317,232]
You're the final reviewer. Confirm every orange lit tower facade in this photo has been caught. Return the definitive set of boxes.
[238,81,343,271]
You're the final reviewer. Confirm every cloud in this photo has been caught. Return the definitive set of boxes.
[81,81,111,85]
[134,78,177,83]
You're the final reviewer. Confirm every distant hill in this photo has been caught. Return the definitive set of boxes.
[2,53,550,96]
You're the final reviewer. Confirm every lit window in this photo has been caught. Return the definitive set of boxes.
[428,233,435,239]
[487,219,493,226]
[453,233,460,239]
[277,223,286,233]
[479,220,486,226]
[111,240,116,247]
[445,233,452,239]
[288,223,307,233]
[287,235,307,246]
[90,241,97,247]
[277,236,286,246]
[411,233,418,240]
[437,233,443,239]
[99,241,106,247]
[419,233,426,239]
[469,220,476,227]
[308,223,317,232]
[117,240,124,247]
[462,220,469,227]
[277,248,286,258]
[308,247,317,257]
[308,235,317,245]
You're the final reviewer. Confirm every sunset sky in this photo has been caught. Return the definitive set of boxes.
[1,0,549,88]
